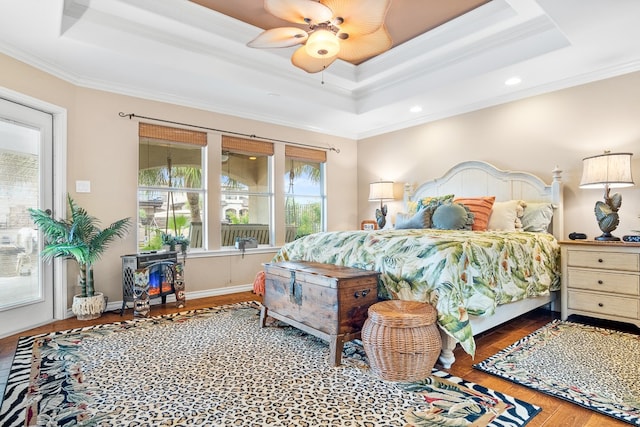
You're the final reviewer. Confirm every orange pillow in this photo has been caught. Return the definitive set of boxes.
[454,196,496,231]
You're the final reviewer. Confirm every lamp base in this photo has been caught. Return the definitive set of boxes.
[375,204,388,229]
[595,233,620,241]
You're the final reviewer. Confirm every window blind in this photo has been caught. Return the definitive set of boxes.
[285,145,327,163]
[222,136,274,155]
[139,123,207,146]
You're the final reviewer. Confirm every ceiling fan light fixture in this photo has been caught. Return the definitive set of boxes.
[305,29,340,58]
[248,0,392,73]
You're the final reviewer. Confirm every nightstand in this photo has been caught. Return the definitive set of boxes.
[561,240,640,327]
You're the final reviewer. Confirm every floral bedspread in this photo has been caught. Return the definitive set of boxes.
[272,229,560,356]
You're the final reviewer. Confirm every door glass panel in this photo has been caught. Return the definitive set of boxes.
[0,119,41,310]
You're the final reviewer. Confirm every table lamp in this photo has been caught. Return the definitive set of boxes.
[369,181,395,229]
[579,151,634,241]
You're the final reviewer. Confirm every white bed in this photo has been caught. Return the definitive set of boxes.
[404,160,563,367]
[273,160,563,368]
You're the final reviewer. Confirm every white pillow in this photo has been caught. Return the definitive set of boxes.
[488,200,525,231]
[522,202,554,232]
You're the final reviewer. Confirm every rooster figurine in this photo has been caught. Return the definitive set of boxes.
[375,204,388,229]
[594,188,622,240]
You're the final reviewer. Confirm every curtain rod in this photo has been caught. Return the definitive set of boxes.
[118,112,340,153]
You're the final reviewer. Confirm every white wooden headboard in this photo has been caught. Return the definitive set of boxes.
[403,161,564,239]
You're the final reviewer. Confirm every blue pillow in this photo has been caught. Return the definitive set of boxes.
[432,202,473,230]
[395,209,429,229]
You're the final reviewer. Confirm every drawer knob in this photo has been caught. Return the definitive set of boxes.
[598,302,604,307]
[597,280,603,285]
[598,258,604,263]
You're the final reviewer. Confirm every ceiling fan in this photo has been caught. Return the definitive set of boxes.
[247,0,392,73]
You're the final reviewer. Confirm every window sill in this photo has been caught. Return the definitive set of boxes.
[184,246,282,259]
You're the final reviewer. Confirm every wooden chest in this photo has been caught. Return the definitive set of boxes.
[260,261,380,366]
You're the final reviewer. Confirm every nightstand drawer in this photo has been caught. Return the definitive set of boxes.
[568,290,639,319]
[567,250,640,272]
[567,268,640,295]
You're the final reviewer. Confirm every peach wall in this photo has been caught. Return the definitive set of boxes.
[358,71,640,239]
[0,53,357,308]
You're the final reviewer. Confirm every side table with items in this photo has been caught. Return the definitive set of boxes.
[560,240,640,327]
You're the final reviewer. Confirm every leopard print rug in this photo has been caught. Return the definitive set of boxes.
[1,302,538,426]
[475,319,640,425]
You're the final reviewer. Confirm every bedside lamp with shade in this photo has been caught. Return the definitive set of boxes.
[369,181,395,229]
[579,151,634,241]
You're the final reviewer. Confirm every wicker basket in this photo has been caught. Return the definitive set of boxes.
[362,300,441,381]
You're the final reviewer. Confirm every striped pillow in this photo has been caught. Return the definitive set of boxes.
[453,196,495,231]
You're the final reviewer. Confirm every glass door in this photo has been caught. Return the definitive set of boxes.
[0,98,54,336]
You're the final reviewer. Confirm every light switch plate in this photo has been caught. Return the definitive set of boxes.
[76,180,91,193]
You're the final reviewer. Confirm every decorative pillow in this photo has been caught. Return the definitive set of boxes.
[488,200,526,231]
[432,202,473,230]
[521,202,554,232]
[406,201,419,215]
[416,194,455,212]
[412,194,455,227]
[453,196,495,231]
[515,200,526,230]
[395,209,429,229]
[395,212,408,224]
[461,204,475,230]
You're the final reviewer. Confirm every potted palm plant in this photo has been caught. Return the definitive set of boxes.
[29,195,131,320]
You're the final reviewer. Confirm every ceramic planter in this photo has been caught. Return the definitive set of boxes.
[72,292,106,320]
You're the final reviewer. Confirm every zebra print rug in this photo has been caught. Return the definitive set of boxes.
[0,302,540,426]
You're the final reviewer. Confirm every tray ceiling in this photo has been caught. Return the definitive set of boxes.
[191,0,490,64]
[0,0,639,139]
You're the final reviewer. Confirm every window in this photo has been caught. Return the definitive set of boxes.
[220,136,273,247]
[137,123,206,252]
[137,124,325,252]
[284,146,326,242]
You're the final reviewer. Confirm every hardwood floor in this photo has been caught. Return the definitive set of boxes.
[0,293,627,426]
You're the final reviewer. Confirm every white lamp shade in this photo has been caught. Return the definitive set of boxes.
[369,181,395,201]
[305,29,340,58]
[580,152,634,189]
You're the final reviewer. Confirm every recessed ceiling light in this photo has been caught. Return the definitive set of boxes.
[505,77,522,86]
[410,105,422,113]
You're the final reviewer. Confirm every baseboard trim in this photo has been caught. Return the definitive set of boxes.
[66,283,254,318]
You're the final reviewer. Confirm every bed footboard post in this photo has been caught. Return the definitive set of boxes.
[438,328,456,369]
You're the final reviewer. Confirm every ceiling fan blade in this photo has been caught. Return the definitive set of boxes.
[291,46,338,73]
[265,0,334,25]
[337,26,392,63]
[247,27,308,48]
[321,0,391,36]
